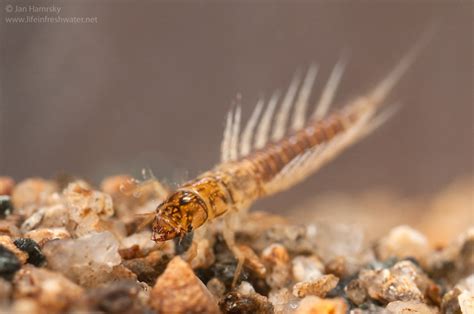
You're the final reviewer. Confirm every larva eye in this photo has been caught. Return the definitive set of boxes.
[180,195,192,205]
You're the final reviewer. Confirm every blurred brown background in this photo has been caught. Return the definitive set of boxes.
[0,1,472,214]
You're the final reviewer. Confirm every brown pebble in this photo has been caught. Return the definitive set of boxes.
[219,290,273,314]
[13,265,83,312]
[295,296,347,314]
[441,287,462,314]
[293,274,339,298]
[261,244,291,289]
[24,228,71,247]
[325,256,347,278]
[0,236,28,264]
[0,177,15,196]
[345,279,367,305]
[238,244,266,278]
[11,178,57,211]
[149,256,220,314]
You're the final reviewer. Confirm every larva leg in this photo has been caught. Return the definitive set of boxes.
[223,213,245,288]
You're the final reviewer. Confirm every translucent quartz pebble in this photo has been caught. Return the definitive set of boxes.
[43,231,121,271]
[377,225,430,261]
[292,255,324,282]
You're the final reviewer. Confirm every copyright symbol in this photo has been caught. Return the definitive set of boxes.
[5,4,13,13]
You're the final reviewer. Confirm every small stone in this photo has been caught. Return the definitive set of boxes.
[0,236,28,264]
[386,300,437,313]
[261,244,291,289]
[259,225,316,255]
[376,225,430,262]
[0,196,14,218]
[39,204,70,229]
[13,238,45,266]
[10,298,41,314]
[345,279,368,305]
[219,290,273,314]
[207,277,226,300]
[458,290,474,314]
[20,208,44,231]
[238,244,266,278]
[65,181,114,218]
[325,256,349,278]
[295,296,347,314]
[188,238,216,270]
[313,223,365,263]
[292,255,324,282]
[11,178,57,214]
[0,278,12,306]
[293,274,339,298]
[0,177,15,195]
[429,227,474,285]
[121,231,157,255]
[441,287,462,314]
[123,250,170,286]
[63,181,114,236]
[268,288,300,314]
[75,280,145,314]
[13,265,83,312]
[24,227,71,247]
[0,220,21,238]
[149,256,220,313]
[43,231,122,285]
[0,245,21,280]
[358,260,439,304]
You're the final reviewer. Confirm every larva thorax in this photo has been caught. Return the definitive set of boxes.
[152,166,260,240]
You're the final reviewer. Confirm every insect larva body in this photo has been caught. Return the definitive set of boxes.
[151,34,431,246]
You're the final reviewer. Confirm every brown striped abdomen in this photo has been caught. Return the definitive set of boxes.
[243,108,357,184]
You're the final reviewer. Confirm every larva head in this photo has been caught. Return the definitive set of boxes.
[152,190,208,242]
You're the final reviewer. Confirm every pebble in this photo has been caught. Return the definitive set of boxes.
[74,280,146,314]
[13,265,84,312]
[11,178,57,215]
[359,260,440,304]
[238,244,266,278]
[259,225,316,255]
[293,274,339,298]
[63,181,114,236]
[295,296,347,314]
[207,277,226,300]
[43,231,122,285]
[0,236,28,264]
[121,230,157,255]
[386,300,438,313]
[123,250,170,286]
[188,238,216,269]
[0,177,15,195]
[0,196,14,218]
[345,279,367,305]
[0,220,21,238]
[376,225,430,262]
[13,238,45,266]
[219,290,274,314]
[149,256,220,314]
[292,255,324,282]
[458,289,474,314]
[313,223,365,263]
[268,288,300,314]
[0,245,21,280]
[24,227,71,247]
[261,244,291,289]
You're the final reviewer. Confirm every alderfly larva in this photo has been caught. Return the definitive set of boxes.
[148,34,431,280]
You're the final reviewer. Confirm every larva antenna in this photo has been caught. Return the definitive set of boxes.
[368,26,437,106]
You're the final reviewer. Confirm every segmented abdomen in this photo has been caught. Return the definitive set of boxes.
[245,109,355,184]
